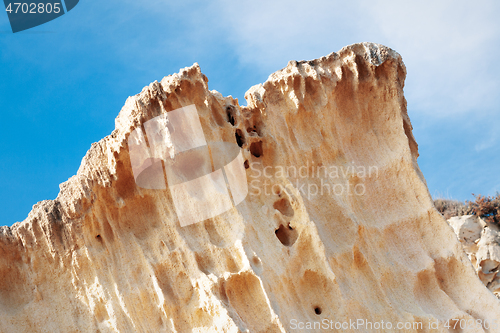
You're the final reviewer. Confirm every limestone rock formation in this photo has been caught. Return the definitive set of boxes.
[449,215,500,298]
[1,43,499,332]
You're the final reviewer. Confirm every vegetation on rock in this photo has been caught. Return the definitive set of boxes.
[434,193,500,224]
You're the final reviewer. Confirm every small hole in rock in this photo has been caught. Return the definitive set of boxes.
[246,126,259,135]
[275,224,298,247]
[314,307,322,315]
[273,198,294,217]
[273,186,282,195]
[288,224,293,230]
[244,160,249,169]
[250,141,263,158]
[96,235,102,242]
[235,129,245,147]
[246,121,263,136]
[226,106,236,126]
[252,256,261,266]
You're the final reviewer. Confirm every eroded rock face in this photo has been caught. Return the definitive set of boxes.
[1,43,499,332]
[449,215,500,297]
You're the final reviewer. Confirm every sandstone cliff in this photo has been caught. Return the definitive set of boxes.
[1,43,499,332]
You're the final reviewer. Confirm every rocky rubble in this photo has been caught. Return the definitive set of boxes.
[448,215,500,297]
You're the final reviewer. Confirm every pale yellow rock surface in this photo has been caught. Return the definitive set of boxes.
[1,43,499,332]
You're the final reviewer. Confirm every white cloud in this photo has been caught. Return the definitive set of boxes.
[212,0,363,71]
[358,0,500,116]
[209,0,500,116]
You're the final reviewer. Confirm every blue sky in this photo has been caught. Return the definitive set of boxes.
[1,0,499,226]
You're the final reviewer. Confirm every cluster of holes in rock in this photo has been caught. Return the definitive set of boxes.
[225,105,298,246]
[273,197,297,246]
[224,104,264,163]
